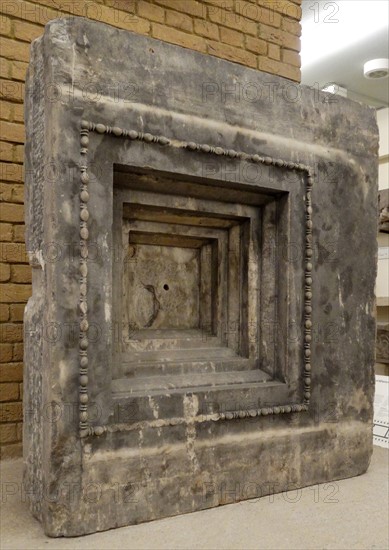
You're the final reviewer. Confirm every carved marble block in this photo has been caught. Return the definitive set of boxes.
[24,18,378,536]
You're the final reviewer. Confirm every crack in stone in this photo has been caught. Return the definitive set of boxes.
[142,283,161,328]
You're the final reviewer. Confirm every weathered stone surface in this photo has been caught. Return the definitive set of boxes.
[24,17,378,537]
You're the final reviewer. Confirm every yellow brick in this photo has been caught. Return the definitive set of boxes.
[257,55,300,81]
[237,3,281,28]
[0,362,23,381]
[0,37,30,63]
[13,19,43,42]
[194,19,219,40]
[1,182,13,201]
[0,242,28,263]
[165,9,193,32]
[257,56,276,74]
[2,183,24,204]
[0,262,10,282]
[203,0,234,7]
[268,43,281,60]
[14,145,24,163]
[0,121,25,143]
[204,0,234,19]
[0,344,13,363]
[12,224,25,242]
[0,79,24,103]
[0,0,58,25]
[0,183,23,204]
[220,26,243,47]
[0,323,23,342]
[33,0,91,18]
[0,57,11,79]
[0,141,13,161]
[0,162,23,182]
[155,0,206,19]
[0,223,12,241]
[0,15,12,36]
[29,1,64,17]
[1,282,31,302]
[282,16,301,36]
[98,5,151,34]
[105,0,137,12]
[10,303,25,322]
[12,103,24,123]
[0,101,12,120]
[208,8,257,35]
[0,202,24,222]
[259,5,282,28]
[259,23,300,51]
[258,22,281,44]
[29,1,148,35]
[282,48,301,68]
[12,342,23,360]
[10,264,31,283]
[4,166,21,190]
[138,1,165,23]
[0,442,22,459]
[10,60,28,82]
[271,1,301,20]
[0,182,24,205]
[0,401,22,422]
[11,182,25,203]
[67,0,118,20]
[16,421,23,440]
[0,423,18,444]
[152,23,207,53]
[245,36,267,55]
[0,303,9,321]
[0,382,19,402]
[207,40,257,69]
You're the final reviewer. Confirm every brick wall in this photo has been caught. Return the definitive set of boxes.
[0,0,302,459]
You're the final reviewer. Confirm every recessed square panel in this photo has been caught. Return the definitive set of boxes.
[124,243,201,331]
[112,174,287,400]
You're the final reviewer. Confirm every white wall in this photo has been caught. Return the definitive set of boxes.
[377,232,389,300]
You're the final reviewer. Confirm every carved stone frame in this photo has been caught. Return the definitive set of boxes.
[78,120,314,438]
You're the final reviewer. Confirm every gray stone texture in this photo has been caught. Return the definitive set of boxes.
[24,17,378,537]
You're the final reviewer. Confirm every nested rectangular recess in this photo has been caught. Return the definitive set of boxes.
[111,167,291,405]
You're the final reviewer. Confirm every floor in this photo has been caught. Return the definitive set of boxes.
[1,447,388,550]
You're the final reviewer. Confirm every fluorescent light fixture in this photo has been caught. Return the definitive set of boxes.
[301,0,388,68]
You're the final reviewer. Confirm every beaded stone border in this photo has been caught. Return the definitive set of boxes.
[79,119,314,438]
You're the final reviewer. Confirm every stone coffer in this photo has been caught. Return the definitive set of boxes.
[24,17,378,537]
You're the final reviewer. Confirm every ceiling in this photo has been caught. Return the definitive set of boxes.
[301,0,389,108]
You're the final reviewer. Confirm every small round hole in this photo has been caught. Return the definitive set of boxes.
[163,284,169,291]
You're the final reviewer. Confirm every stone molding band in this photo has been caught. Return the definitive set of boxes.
[78,119,314,439]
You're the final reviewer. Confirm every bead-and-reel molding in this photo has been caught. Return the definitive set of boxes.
[79,120,314,438]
